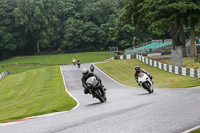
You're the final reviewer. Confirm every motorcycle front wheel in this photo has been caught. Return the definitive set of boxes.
[143,82,153,93]
[94,89,105,103]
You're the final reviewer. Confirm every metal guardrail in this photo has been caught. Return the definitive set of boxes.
[118,54,200,78]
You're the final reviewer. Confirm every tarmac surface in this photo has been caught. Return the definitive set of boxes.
[0,63,200,133]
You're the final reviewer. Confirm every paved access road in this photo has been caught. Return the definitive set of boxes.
[0,63,200,133]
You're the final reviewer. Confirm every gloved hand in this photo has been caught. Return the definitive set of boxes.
[98,78,102,83]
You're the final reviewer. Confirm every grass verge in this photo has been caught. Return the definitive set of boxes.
[96,59,200,88]
[190,128,200,133]
[0,51,111,74]
[0,66,77,123]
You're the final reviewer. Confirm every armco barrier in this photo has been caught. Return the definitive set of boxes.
[0,71,10,80]
[118,54,200,78]
[119,54,136,59]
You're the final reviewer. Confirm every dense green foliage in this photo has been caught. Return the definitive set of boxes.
[1,0,200,59]
[0,0,171,60]
[121,0,200,57]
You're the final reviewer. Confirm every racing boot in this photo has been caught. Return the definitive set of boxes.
[84,88,90,94]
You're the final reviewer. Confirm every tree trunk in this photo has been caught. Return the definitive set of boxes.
[190,17,197,57]
[37,40,40,53]
[170,26,176,50]
[179,18,187,57]
[48,45,51,53]
[3,52,7,59]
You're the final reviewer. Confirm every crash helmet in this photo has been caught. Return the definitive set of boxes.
[135,66,140,72]
[82,68,89,76]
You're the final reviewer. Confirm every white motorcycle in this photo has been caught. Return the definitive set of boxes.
[138,73,154,93]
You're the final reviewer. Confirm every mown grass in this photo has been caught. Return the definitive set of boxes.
[0,66,77,123]
[0,51,111,74]
[158,57,200,69]
[96,59,200,88]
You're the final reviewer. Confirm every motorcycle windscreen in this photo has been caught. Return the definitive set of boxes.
[138,73,144,78]
[86,76,99,88]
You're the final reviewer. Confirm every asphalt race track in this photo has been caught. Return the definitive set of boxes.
[0,63,200,133]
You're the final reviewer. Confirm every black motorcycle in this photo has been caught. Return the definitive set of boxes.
[90,64,95,72]
[86,76,106,102]
[77,61,81,68]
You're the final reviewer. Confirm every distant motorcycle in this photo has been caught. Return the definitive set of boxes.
[138,73,154,93]
[86,76,106,102]
[90,64,95,72]
[77,61,81,68]
[72,61,76,65]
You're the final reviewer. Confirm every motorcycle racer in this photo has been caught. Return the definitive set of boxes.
[134,66,153,86]
[81,68,105,95]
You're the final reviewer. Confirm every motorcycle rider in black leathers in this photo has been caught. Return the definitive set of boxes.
[77,59,80,64]
[90,64,95,72]
[134,66,153,86]
[81,68,105,95]
[77,59,81,68]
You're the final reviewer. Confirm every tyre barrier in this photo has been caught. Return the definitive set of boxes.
[0,71,10,80]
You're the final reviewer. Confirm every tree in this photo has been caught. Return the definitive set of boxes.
[39,0,63,52]
[14,0,49,53]
[0,0,24,59]
[187,1,200,57]
[62,18,101,52]
[84,0,119,26]
[121,0,200,57]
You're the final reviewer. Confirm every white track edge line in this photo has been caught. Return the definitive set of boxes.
[182,125,200,133]
[60,66,80,110]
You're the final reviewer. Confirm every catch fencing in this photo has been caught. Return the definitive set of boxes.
[0,71,10,80]
[118,54,200,78]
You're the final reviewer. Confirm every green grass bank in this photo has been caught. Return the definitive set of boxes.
[0,51,111,74]
[0,66,77,123]
[190,128,200,133]
[96,59,200,88]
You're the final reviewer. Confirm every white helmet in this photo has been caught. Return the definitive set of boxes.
[82,68,89,76]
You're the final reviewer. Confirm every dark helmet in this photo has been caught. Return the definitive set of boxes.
[135,66,140,72]
[82,68,89,76]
